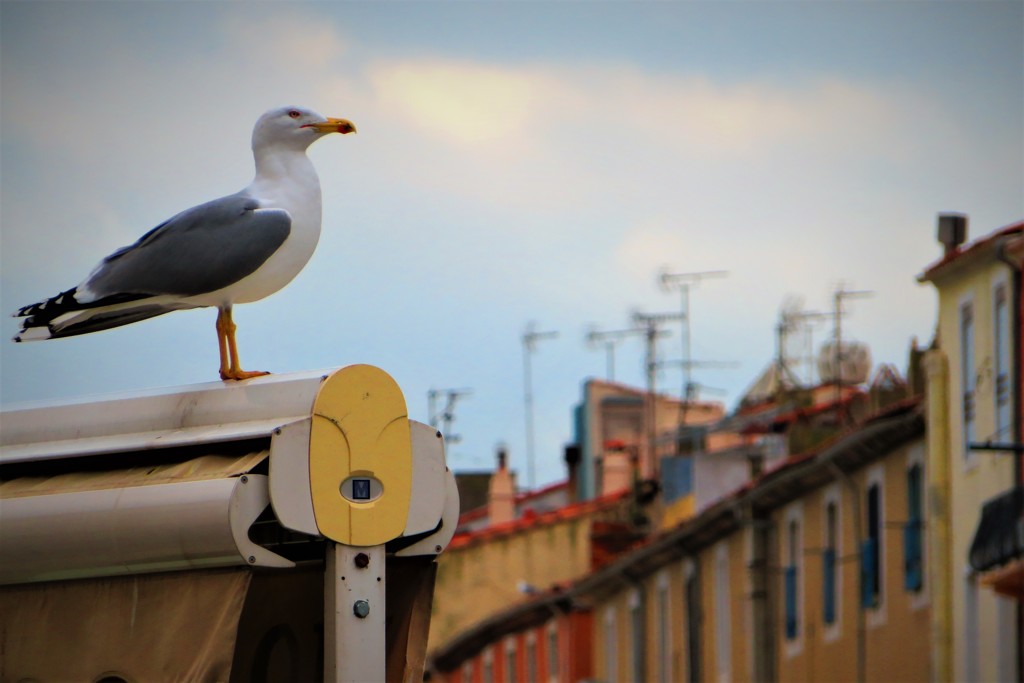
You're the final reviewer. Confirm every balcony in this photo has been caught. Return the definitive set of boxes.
[969,484,1024,598]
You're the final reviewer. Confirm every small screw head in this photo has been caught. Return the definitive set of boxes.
[248,556,256,564]
[435,545,443,553]
[240,475,248,484]
[353,600,370,618]
[354,552,370,568]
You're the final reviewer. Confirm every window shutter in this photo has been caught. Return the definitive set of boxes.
[784,566,798,639]
[822,548,836,624]
[860,538,877,608]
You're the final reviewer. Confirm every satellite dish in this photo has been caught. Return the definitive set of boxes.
[818,340,872,385]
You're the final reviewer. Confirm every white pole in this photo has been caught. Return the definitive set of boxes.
[325,543,387,683]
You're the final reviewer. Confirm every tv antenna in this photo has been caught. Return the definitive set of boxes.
[658,269,728,406]
[777,297,828,388]
[631,310,684,471]
[831,284,873,417]
[428,388,472,446]
[522,321,558,490]
[585,326,637,381]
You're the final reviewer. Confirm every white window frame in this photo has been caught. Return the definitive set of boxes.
[628,587,645,683]
[505,636,518,683]
[906,443,929,611]
[992,275,1012,441]
[782,502,805,658]
[865,464,887,628]
[959,294,977,468]
[483,647,495,683]
[682,557,700,683]
[656,570,672,683]
[714,542,731,682]
[604,604,618,683]
[821,484,842,642]
[546,621,559,683]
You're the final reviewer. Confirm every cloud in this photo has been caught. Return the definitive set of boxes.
[368,60,544,147]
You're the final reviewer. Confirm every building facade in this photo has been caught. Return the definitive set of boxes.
[919,216,1023,683]
[430,397,927,682]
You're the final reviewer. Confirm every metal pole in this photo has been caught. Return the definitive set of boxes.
[606,341,616,381]
[523,323,557,490]
[523,339,535,489]
[324,543,386,683]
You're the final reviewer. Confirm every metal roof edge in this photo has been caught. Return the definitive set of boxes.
[0,369,337,456]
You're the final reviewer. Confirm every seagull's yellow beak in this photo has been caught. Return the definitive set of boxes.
[303,118,357,135]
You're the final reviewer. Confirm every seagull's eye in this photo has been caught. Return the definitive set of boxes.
[288,110,301,119]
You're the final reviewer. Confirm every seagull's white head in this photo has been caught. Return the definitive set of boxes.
[251,106,356,153]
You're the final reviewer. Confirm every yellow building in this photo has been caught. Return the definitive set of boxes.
[430,380,724,655]
[429,397,930,683]
[572,396,928,683]
[918,215,1023,683]
[429,488,633,652]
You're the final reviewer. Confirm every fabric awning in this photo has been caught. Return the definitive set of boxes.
[0,567,251,682]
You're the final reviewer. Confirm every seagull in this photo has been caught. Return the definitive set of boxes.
[12,106,355,380]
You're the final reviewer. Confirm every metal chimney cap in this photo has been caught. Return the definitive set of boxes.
[937,213,968,254]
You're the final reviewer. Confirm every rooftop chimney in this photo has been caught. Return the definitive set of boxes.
[488,444,516,526]
[564,443,581,503]
[938,213,968,256]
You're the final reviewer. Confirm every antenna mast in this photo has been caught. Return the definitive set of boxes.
[831,284,872,420]
[586,327,637,381]
[522,322,558,490]
[658,269,728,410]
[428,387,473,447]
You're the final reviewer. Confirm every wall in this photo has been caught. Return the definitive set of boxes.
[773,440,931,683]
[929,253,1018,683]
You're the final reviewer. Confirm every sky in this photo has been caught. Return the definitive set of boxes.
[1,1,1022,488]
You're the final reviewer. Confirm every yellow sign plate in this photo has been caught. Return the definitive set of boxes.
[309,365,412,545]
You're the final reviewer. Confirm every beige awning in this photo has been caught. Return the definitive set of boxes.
[0,451,268,498]
[0,567,251,682]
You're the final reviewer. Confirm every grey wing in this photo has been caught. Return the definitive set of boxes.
[81,193,291,301]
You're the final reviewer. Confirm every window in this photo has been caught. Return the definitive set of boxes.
[961,302,976,456]
[506,639,517,683]
[546,623,558,683]
[684,562,701,683]
[862,483,882,608]
[604,606,617,683]
[629,588,646,683]
[657,574,671,683]
[784,518,800,640]
[714,543,731,680]
[526,633,537,683]
[994,284,1011,440]
[483,648,494,683]
[904,463,924,592]
[823,501,838,624]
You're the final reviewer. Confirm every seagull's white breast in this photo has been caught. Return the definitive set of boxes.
[190,151,323,308]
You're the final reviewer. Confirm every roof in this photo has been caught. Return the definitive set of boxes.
[428,396,925,672]
[456,479,570,527]
[737,360,802,406]
[447,489,630,551]
[918,220,1023,283]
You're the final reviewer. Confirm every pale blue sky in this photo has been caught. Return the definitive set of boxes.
[2,1,1022,486]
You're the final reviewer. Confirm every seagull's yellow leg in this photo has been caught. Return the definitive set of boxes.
[216,309,232,379]
[217,306,269,381]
